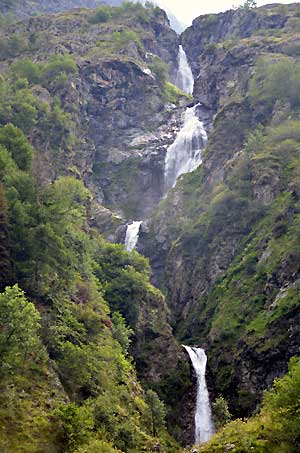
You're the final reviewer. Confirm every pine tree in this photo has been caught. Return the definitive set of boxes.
[0,184,12,290]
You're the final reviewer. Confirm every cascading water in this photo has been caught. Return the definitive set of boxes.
[175,45,194,95]
[183,346,215,445]
[164,104,207,193]
[125,221,142,251]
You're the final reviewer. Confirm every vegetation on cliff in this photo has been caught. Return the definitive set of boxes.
[196,357,300,452]
[0,3,182,451]
[0,119,178,452]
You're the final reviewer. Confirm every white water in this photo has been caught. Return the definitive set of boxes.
[175,45,194,95]
[183,346,215,445]
[164,104,207,192]
[125,221,142,251]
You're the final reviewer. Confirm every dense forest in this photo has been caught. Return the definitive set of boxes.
[0,1,300,452]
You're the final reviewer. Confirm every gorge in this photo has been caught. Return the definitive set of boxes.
[0,1,300,452]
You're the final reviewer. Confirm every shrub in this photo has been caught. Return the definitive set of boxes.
[0,285,40,373]
[88,6,112,24]
[111,30,143,52]
[41,54,78,90]
[249,57,300,108]
[10,59,41,85]
[149,55,168,87]
[212,396,232,429]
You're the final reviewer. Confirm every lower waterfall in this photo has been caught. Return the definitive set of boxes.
[183,346,215,445]
[125,221,142,251]
[164,104,207,193]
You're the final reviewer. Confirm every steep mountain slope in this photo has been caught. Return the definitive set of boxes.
[0,3,187,451]
[0,2,183,222]
[141,1,300,419]
[1,1,300,451]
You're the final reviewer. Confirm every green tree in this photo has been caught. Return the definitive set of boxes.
[145,389,166,437]
[240,0,257,9]
[0,124,34,170]
[0,184,11,290]
[0,284,40,372]
[212,397,232,429]
[111,311,133,354]
[10,59,41,85]
[88,6,112,24]
[53,403,94,452]
[249,57,300,108]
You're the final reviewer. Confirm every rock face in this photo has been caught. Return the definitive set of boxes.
[1,0,129,19]
[1,5,182,221]
[182,3,298,111]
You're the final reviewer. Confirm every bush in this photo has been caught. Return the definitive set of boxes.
[149,55,168,87]
[10,59,41,85]
[41,54,78,89]
[0,33,27,59]
[0,285,40,373]
[249,57,300,108]
[212,396,232,429]
[88,6,112,24]
[0,124,34,170]
[111,30,143,52]
[53,403,94,452]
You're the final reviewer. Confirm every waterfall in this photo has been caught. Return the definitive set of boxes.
[164,104,207,193]
[125,221,142,251]
[183,346,215,445]
[175,45,194,95]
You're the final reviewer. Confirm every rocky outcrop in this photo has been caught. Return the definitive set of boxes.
[182,3,300,110]
[1,5,182,221]
[181,4,291,74]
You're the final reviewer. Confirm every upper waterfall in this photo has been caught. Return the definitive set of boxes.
[183,346,215,445]
[175,45,194,95]
[125,221,142,251]
[164,104,207,193]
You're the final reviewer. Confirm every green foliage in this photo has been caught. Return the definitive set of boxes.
[0,33,26,59]
[0,184,11,290]
[10,59,41,84]
[149,55,168,87]
[111,30,143,52]
[41,54,78,90]
[75,439,121,452]
[0,284,40,373]
[212,397,232,429]
[53,403,94,451]
[249,57,300,108]
[88,1,156,25]
[112,311,133,354]
[0,124,33,170]
[163,81,191,104]
[198,358,300,453]
[145,389,167,437]
[88,6,113,24]
[244,125,266,155]
[240,0,257,9]
[10,55,78,91]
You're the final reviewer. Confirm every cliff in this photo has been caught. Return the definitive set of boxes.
[141,1,300,420]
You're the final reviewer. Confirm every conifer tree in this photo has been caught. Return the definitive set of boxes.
[0,184,12,290]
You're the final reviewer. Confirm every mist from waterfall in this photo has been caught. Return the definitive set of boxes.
[164,104,207,193]
[175,45,194,95]
[183,346,215,445]
[125,221,142,251]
